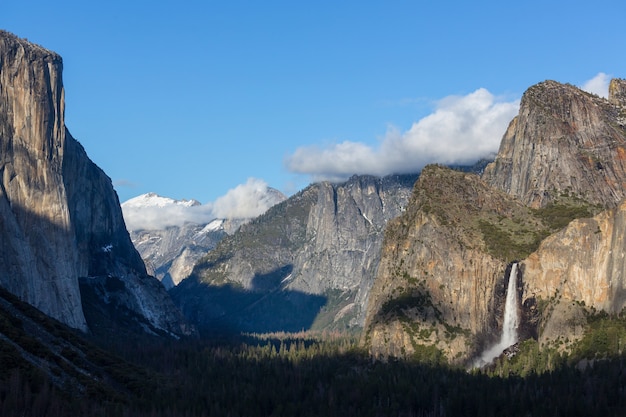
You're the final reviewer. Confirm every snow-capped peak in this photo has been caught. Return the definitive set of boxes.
[121,180,286,232]
[122,192,200,209]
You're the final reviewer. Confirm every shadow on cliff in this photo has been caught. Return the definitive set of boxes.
[0,191,88,329]
[170,264,327,335]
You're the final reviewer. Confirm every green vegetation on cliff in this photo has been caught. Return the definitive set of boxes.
[409,165,599,263]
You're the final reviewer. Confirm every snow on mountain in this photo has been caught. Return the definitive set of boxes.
[123,192,201,209]
[121,183,286,289]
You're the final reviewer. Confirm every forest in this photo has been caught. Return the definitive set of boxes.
[2,322,626,417]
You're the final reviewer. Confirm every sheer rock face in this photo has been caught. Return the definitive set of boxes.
[483,80,626,209]
[481,78,626,346]
[291,175,416,304]
[362,166,535,362]
[0,32,86,330]
[171,174,417,332]
[609,78,626,107]
[522,200,626,343]
[0,31,191,336]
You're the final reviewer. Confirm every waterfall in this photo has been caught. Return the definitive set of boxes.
[474,263,519,367]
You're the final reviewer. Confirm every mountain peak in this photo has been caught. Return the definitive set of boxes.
[483,77,626,208]
[122,193,201,209]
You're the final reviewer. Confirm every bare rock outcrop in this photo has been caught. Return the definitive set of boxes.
[609,78,626,107]
[483,80,626,208]
[122,190,285,289]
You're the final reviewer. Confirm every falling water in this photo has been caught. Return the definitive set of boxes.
[474,263,519,367]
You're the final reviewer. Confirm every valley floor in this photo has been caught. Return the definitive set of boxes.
[2,328,626,417]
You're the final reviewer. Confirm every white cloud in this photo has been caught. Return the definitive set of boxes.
[121,201,214,231]
[121,178,284,231]
[212,178,283,219]
[581,72,611,98]
[285,88,519,181]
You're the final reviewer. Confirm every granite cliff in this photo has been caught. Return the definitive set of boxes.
[362,166,548,362]
[363,79,626,363]
[171,174,417,333]
[483,79,626,208]
[484,78,626,350]
[0,31,191,337]
[130,221,227,289]
[521,199,626,346]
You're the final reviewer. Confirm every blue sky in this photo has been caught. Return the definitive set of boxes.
[3,1,625,205]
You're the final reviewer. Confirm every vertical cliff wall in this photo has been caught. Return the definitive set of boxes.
[0,31,87,330]
[0,31,191,336]
[480,78,626,348]
[521,199,626,344]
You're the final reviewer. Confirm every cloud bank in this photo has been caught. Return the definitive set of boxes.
[122,178,284,231]
[285,88,520,181]
[581,72,611,98]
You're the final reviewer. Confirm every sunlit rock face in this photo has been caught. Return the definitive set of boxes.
[0,31,87,330]
[481,78,626,347]
[361,166,535,363]
[0,31,192,337]
[522,199,626,313]
[363,79,626,362]
[483,79,626,209]
[609,78,626,107]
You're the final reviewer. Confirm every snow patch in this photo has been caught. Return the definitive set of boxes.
[200,219,225,234]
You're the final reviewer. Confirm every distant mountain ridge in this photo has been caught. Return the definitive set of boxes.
[122,189,286,288]
[170,174,419,333]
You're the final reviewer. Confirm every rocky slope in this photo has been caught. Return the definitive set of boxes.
[483,79,626,209]
[0,32,86,330]
[130,221,227,289]
[0,31,191,337]
[171,174,418,333]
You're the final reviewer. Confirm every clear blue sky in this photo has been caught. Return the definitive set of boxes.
[3,1,625,204]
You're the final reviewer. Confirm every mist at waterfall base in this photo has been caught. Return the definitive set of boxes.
[473,263,520,368]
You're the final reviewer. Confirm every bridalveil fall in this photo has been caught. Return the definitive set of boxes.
[474,263,519,367]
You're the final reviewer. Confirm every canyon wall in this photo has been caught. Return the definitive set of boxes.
[0,31,191,337]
